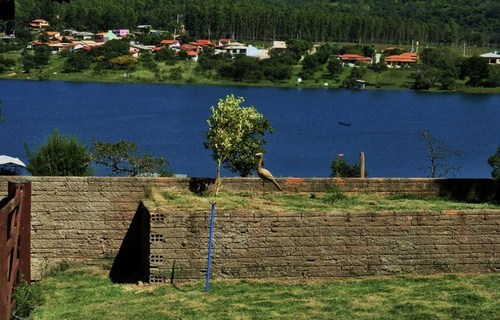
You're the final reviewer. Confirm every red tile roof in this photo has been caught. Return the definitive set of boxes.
[339,54,372,62]
[385,52,418,63]
[192,40,214,46]
[160,40,179,45]
[181,44,199,51]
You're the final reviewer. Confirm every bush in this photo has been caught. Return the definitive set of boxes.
[12,281,44,318]
[167,66,183,81]
[330,157,362,177]
[25,130,92,176]
[108,55,138,70]
[488,147,500,179]
[324,184,347,203]
[0,55,16,72]
[63,51,92,73]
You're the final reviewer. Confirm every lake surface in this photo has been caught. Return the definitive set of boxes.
[1,80,499,178]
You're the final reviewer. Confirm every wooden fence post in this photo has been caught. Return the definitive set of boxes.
[19,183,31,283]
[0,212,7,320]
[0,182,32,320]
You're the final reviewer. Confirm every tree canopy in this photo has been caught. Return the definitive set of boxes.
[91,140,171,176]
[14,0,500,46]
[205,94,272,193]
[25,130,92,176]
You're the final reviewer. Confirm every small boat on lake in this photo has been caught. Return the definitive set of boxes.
[338,121,352,127]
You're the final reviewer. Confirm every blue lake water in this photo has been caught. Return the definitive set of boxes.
[1,79,499,178]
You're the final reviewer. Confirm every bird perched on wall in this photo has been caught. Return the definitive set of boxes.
[255,153,282,192]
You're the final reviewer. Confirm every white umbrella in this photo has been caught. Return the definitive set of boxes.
[0,155,27,168]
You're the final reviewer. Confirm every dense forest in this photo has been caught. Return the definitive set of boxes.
[12,0,500,45]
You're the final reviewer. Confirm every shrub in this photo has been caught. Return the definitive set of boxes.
[109,55,138,70]
[63,51,92,73]
[0,55,16,72]
[12,281,44,318]
[25,130,92,176]
[330,157,362,177]
[324,184,346,203]
[488,147,500,179]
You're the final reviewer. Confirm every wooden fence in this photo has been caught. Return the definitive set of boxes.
[0,182,31,320]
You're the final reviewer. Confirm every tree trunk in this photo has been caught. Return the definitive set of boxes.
[215,159,222,196]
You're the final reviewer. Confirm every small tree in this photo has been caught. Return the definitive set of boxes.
[91,140,170,176]
[21,50,36,73]
[63,51,92,73]
[33,45,51,66]
[460,56,490,87]
[488,147,500,179]
[327,58,342,78]
[25,130,92,176]
[205,95,272,194]
[420,130,462,177]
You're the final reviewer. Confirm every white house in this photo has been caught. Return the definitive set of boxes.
[272,41,287,50]
[480,51,500,65]
[246,45,269,60]
[220,42,248,55]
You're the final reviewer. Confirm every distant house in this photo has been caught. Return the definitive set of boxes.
[191,40,214,47]
[480,51,500,65]
[114,29,130,38]
[180,44,199,52]
[220,42,248,55]
[73,31,95,40]
[339,54,372,64]
[385,52,418,68]
[179,44,200,61]
[272,41,287,50]
[45,31,61,40]
[73,41,103,51]
[218,39,232,47]
[185,50,199,61]
[130,41,156,52]
[47,41,77,53]
[137,25,152,31]
[246,45,269,60]
[30,19,49,29]
[96,30,120,42]
[160,39,180,50]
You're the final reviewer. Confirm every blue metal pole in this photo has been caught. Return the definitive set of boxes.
[204,202,217,292]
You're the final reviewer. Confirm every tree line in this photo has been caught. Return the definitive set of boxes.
[13,0,500,46]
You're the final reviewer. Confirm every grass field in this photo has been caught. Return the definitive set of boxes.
[144,189,500,213]
[26,267,500,320]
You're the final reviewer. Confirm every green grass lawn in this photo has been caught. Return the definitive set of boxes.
[28,267,500,320]
[145,189,500,213]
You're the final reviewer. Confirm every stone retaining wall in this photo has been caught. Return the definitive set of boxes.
[148,209,500,282]
[0,176,498,280]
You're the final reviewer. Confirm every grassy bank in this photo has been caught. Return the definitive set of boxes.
[28,267,500,320]
[144,189,500,213]
[2,50,499,94]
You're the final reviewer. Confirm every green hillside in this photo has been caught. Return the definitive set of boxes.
[13,0,500,45]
